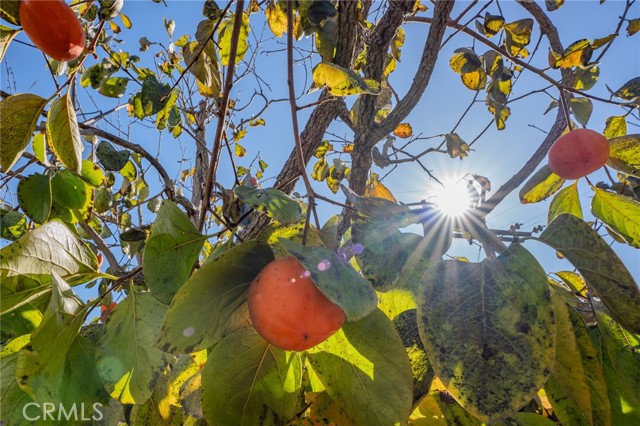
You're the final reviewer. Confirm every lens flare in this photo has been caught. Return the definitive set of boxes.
[430,178,471,217]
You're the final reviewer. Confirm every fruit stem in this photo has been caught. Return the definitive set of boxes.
[557,87,573,131]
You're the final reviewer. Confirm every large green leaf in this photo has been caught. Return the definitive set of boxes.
[520,164,565,203]
[540,214,640,333]
[307,309,413,426]
[548,181,582,224]
[142,201,205,304]
[545,294,611,426]
[15,274,107,410]
[0,93,47,172]
[96,290,169,404]
[416,244,556,423]
[218,13,250,66]
[590,311,640,425]
[591,188,640,247]
[0,25,19,62]
[0,220,101,285]
[157,240,274,354]
[234,186,302,225]
[312,62,381,96]
[201,325,303,426]
[606,134,639,178]
[46,92,83,173]
[51,169,91,210]
[17,173,52,224]
[0,335,37,426]
[279,239,378,321]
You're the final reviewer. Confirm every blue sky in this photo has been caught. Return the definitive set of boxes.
[2,0,639,305]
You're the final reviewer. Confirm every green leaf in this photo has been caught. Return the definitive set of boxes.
[520,164,566,203]
[540,214,640,333]
[606,134,639,177]
[142,201,205,304]
[0,25,19,62]
[591,311,640,425]
[604,115,627,139]
[257,222,324,257]
[307,309,413,426]
[573,65,599,91]
[51,169,91,210]
[591,188,640,247]
[218,13,250,66]
[96,140,129,171]
[32,133,48,165]
[614,76,640,100]
[98,76,129,98]
[157,240,274,354]
[17,173,52,224]
[0,93,48,172]
[545,294,611,426]
[234,186,302,225]
[0,0,20,25]
[46,91,83,173]
[278,239,378,321]
[201,325,303,426]
[312,62,382,96]
[119,159,137,181]
[548,181,582,224]
[98,0,124,20]
[130,75,171,119]
[416,244,556,423]
[0,335,37,426]
[266,0,287,37]
[96,290,168,404]
[0,210,27,240]
[0,220,101,285]
[570,97,593,127]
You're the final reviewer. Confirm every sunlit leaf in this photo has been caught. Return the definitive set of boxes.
[591,188,640,247]
[307,309,413,426]
[96,290,169,403]
[393,123,413,139]
[17,173,51,224]
[556,270,588,297]
[279,239,378,321]
[540,214,640,333]
[520,164,566,203]
[449,48,482,74]
[603,115,627,139]
[504,19,533,56]
[157,241,274,354]
[218,13,250,66]
[550,39,592,69]
[143,201,205,304]
[483,13,505,36]
[0,25,19,63]
[0,334,37,426]
[50,169,91,211]
[606,134,640,177]
[98,76,129,98]
[626,18,640,36]
[365,178,397,203]
[548,181,582,223]
[234,186,302,225]
[0,93,48,172]
[0,0,20,25]
[574,65,600,91]
[417,244,555,423]
[312,62,381,96]
[201,326,303,426]
[266,0,286,37]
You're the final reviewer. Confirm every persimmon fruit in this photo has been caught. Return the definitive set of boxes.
[248,256,345,351]
[20,0,86,62]
[548,128,610,180]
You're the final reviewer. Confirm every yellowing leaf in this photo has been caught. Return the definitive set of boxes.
[606,134,640,177]
[265,0,286,37]
[365,180,397,203]
[483,13,505,36]
[603,115,627,139]
[218,13,250,66]
[449,48,481,74]
[548,181,582,224]
[573,65,599,91]
[520,164,565,204]
[614,76,640,100]
[0,93,47,172]
[461,69,487,90]
[592,188,640,247]
[235,143,247,157]
[393,123,413,139]
[626,18,640,36]
[342,143,354,153]
[445,133,469,159]
[545,0,564,11]
[312,62,381,96]
[46,91,83,173]
[550,39,592,69]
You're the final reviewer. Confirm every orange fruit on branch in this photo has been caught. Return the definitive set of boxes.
[548,128,609,180]
[248,256,345,351]
[20,0,86,62]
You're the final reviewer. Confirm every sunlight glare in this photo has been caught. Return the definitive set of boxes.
[431,178,471,217]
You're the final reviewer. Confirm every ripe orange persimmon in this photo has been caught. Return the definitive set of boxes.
[20,0,86,62]
[248,256,345,351]
[548,128,609,180]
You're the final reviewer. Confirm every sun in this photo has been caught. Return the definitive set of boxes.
[430,178,472,217]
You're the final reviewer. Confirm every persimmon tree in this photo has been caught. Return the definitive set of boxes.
[1,0,639,425]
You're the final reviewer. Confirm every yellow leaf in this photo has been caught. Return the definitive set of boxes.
[312,62,381,96]
[365,180,397,203]
[626,18,640,36]
[603,116,626,139]
[265,0,286,38]
[342,143,354,153]
[235,143,246,157]
[393,123,413,139]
